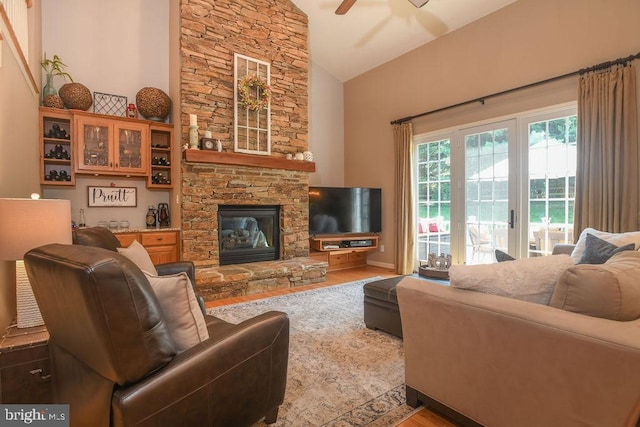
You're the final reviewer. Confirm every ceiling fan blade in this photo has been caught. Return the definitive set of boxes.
[408,0,430,7]
[335,0,357,15]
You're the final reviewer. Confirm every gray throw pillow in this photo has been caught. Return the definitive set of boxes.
[577,233,635,265]
[495,249,515,262]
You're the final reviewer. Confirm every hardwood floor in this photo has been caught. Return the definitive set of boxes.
[204,265,457,427]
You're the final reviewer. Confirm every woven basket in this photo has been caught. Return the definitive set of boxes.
[136,87,171,121]
[59,83,93,110]
[43,94,64,109]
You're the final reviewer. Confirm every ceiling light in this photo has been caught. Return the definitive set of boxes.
[408,0,430,8]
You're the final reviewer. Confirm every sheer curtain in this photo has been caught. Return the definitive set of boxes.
[393,122,415,274]
[574,63,639,235]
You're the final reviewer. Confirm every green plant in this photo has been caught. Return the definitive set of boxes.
[41,53,73,82]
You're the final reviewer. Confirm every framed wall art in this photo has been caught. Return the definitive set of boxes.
[234,53,271,156]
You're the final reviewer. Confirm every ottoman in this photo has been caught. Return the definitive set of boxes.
[363,276,406,338]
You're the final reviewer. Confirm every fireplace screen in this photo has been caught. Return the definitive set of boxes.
[218,205,280,265]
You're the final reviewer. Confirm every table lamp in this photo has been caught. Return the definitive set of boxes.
[0,197,71,328]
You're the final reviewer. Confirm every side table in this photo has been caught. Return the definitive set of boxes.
[0,324,52,403]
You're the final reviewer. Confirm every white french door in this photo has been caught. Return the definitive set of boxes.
[460,120,517,264]
[414,105,577,266]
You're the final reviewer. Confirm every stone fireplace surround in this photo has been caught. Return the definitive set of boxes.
[181,156,326,301]
[179,0,321,301]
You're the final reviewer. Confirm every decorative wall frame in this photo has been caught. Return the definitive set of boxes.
[87,186,137,207]
[234,53,271,155]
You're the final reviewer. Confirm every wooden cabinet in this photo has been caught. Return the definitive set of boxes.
[39,108,173,188]
[40,108,74,186]
[309,235,379,271]
[0,325,52,404]
[148,124,174,188]
[115,230,180,265]
[75,113,148,176]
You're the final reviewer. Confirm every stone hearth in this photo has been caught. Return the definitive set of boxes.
[196,258,327,301]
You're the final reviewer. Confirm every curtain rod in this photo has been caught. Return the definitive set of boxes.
[390,51,640,125]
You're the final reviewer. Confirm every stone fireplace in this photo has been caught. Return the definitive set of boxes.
[179,0,323,300]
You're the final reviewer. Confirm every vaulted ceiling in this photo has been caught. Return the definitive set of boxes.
[290,0,518,82]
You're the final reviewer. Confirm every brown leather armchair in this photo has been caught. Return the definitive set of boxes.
[25,243,289,427]
[72,227,206,314]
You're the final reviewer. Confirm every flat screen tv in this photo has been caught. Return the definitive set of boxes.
[309,186,382,235]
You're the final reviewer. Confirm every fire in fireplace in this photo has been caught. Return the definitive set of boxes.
[218,205,280,265]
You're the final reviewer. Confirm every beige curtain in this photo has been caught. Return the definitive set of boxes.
[574,63,639,236]
[394,122,415,274]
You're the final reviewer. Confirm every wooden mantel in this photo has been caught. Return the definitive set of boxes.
[184,150,316,172]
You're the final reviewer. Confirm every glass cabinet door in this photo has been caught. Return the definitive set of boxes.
[77,117,112,172]
[115,122,147,174]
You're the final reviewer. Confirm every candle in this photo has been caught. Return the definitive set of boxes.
[204,130,212,138]
[189,114,197,127]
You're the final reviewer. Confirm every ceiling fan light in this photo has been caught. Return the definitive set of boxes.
[408,0,430,8]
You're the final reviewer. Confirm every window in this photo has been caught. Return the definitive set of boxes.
[414,105,577,265]
[415,137,451,260]
[526,115,577,256]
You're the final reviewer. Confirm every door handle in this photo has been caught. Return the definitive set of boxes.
[509,209,515,229]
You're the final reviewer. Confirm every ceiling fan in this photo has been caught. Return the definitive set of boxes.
[336,0,430,15]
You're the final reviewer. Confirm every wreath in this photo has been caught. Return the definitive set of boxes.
[238,74,271,111]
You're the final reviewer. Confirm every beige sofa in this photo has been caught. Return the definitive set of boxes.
[397,245,640,427]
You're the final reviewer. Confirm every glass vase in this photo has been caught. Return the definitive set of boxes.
[42,73,57,101]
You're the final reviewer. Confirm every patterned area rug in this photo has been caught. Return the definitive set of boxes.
[208,278,415,426]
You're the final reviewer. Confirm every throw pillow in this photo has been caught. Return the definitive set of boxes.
[495,249,515,262]
[550,251,640,321]
[449,254,575,305]
[145,272,209,353]
[571,228,640,262]
[577,233,635,265]
[117,240,158,275]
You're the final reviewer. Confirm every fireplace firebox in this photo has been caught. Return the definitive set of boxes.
[218,205,280,265]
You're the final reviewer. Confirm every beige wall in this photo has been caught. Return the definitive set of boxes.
[0,2,42,330]
[309,61,344,187]
[344,0,640,268]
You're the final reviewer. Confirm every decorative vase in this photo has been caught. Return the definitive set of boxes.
[303,151,314,161]
[42,74,57,102]
[136,87,171,121]
[59,83,93,110]
[43,94,64,109]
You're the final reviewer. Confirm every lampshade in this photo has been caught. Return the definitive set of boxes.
[0,198,71,328]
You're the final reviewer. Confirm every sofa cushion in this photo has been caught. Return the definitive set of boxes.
[449,254,575,304]
[550,251,640,321]
[145,272,209,352]
[571,228,640,262]
[117,240,158,275]
[577,233,635,265]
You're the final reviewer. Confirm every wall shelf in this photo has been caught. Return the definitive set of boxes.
[183,149,316,172]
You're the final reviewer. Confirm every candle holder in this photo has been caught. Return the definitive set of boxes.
[189,125,199,149]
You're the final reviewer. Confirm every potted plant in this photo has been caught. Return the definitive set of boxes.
[41,53,73,101]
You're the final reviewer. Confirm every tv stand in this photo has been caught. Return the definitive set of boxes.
[309,235,379,271]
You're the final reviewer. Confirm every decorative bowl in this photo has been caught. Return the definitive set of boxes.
[59,83,93,110]
[136,87,171,121]
[43,94,64,109]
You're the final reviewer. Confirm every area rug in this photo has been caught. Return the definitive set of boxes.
[208,278,416,426]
